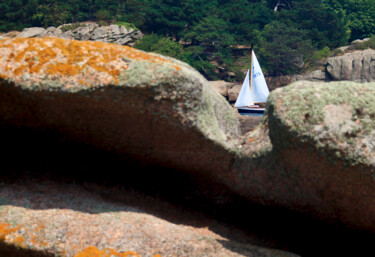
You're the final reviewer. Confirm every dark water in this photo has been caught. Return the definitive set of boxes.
[240,112,264,117]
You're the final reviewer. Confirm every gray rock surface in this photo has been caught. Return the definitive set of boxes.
[16,22,143,46]
[16,27,46,38]
[325,49,375,82]
[236,80,375,231]
[0,180,299,257]
[2,37,375,242]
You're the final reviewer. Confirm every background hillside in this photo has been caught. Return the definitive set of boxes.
[1,0,375,80]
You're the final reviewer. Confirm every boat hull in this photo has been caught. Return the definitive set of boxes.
[237,107,265,114]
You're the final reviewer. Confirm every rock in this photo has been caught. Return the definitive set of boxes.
[16,27,46,38]
[0,180,298,257]
[44,26,63,37]
[71,26,92,41]
[3,36,375,238]
[0,36,240,182]
[91,26,107,41]
[0,31,20,39]
[15,22,143,46]
[351,38,370,45]
[228,83,242,102]
[60,30,73,39]
[237,113,263,135]
[265,75,298,91]
[295,70,326,81]
[325,49,375,82]
[241,80,375,231]
[209,80,234,98]
[265,70,326,92]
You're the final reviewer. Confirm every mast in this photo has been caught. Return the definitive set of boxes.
[249,43,253,92]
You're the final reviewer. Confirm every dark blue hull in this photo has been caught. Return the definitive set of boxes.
[237,107,265,114]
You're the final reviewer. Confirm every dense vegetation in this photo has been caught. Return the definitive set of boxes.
[1,0,375,80]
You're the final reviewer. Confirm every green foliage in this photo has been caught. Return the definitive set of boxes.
[273,0,347,49]
[60,22,86,32]
[322,0,375,42]
[184,15,236,50]
[134,34,184,58]
[312,46,331,61]
[258,21,314,75]
[94,9,112,21]
[134,34,217,79]
[115,21,138,31]
[349,35,375,50]
[2,0,375,79]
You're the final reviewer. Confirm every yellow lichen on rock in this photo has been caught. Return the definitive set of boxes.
[0,37,175,90]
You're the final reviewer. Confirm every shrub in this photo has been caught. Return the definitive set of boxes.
[94,10,112,21]
[60,23,85,32]
[313,46,331,60]
[115,21,138,31]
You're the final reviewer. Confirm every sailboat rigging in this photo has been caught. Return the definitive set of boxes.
[234,46,270,114]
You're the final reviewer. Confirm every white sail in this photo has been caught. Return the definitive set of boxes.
[250,51,269,103]
[234,69,254,107]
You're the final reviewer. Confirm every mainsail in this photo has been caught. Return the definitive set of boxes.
[234,50,269,108]
[250,51,269,103]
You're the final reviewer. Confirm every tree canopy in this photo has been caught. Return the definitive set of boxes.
[1,0,375,79]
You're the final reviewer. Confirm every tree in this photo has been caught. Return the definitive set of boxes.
[140,0,187,38]
[258,21,314,75]
[218,0,273,44]
[184,15,236,50]
[0,0,38,31]
[134,33,183,58]
[322,0,375,42]
[273,0,347,48]
[31,1,73,27]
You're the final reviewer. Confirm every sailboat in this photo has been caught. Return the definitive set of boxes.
[234,49,270,114]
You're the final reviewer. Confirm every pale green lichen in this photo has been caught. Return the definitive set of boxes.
[119,57,240,149]
[268,80,375,166]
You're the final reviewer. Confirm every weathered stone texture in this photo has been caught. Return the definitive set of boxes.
[0,37,240,181]
[3,37,375,252]
[14,22,143,46]
[237,81,375,230]
[326,49,375,82]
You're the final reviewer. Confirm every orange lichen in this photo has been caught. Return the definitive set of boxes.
[0,222,50,250]
[14,235,26,246]
[0,223,26,247]
[0,37,181,87]
[0,223,20,240]
[74,246,161,257]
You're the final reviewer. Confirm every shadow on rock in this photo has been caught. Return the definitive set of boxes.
[1,123,375,257]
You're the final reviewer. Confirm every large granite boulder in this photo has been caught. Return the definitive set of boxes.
[0,36,240,181]
[0,180,298,257]
[227,80,375,231]
[326,49,375,82]
[2,37,375,247]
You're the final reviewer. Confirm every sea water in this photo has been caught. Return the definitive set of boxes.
[240,113,264,117]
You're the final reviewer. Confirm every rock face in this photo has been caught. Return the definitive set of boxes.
[230,80,375,231]
[0,180,299,257]
[2,37,375,255]
[0,36,240,182]
[14,22,143,46]
[326,49,375,82]
[209,80,233,99]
